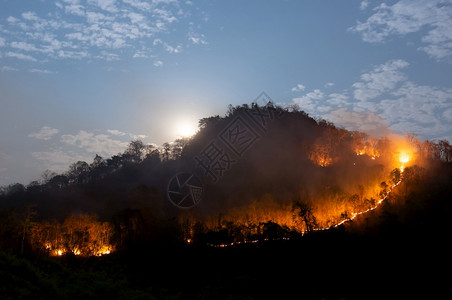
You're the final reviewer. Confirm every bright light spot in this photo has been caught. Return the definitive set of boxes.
[399,151,411,173]
[186,238,192,244]
[176,122,197,138]
[399,152,410,164]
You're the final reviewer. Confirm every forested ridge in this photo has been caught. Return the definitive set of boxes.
[1,103,451,299]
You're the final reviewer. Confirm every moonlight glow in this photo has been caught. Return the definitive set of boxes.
[176,122,198,138]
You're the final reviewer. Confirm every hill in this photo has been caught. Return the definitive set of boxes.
[0,103,451,298]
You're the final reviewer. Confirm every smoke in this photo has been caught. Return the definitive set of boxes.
[324,108,392,138]
[182,105,406,233]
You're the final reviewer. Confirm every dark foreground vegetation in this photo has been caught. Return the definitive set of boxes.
[1,104,451,299]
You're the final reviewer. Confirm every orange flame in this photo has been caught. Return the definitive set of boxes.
[399,151,411,172]
[399,152,410,164]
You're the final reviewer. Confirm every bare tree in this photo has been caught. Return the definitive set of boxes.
[292,200,318,233]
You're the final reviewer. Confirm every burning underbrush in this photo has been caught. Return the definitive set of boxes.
[28,214,114,257]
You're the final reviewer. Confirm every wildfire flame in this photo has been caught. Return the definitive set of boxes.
[399,153,410,164]
[355,148,379,160]
[53,249,65,256]
[46,244,113,257]
[399,151,411,172]
[94,245,112,256]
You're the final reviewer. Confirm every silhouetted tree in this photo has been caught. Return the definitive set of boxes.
[2,183,25,197]
[47,174,68,189]
[20,204,37,255]
[172,138,190,159]
[91,154,107,169]
[41,169,57,184]
[438,140,452,162]
[390,168,401,185]
[198,115,220,128]
[125,140,145,163]
[162,142,171,162]
[292,201,318,233]
[67,161,90,184]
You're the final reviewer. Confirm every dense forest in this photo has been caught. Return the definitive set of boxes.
[1,103,451,299]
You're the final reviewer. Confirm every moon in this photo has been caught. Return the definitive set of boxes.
[176,121,198,138]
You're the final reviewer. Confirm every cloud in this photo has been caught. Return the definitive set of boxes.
[360,1,370,10]
[107,129,127,136]
[153,39,182,53]
[153,60,163,67]
[132,50,151,58]
[89,0,118,13]
[28,126,60,140]
[123,0,151,11]
[325,109,391,137]
[29,68,56,74]
[61,130,128,156]
[443,107,452,122]
[0,0,208,66]
[292,89,324,113]
[6,16,19,23]
[130,133,147,140]
[10,41,39,52]
[29,128,149,173]
[5,51,37,61]
[325,82,334,88]
[31,149,92,173]
[352,59,409,102]
[1,66,18,72]
[326,93,349,106]
[291,84,306,92]
[378,82,452,137]
[22,11,39,21]
[188,31,208,45]
[350,0,452,60]
[65,3,86,16]
[107,129,147,139]
[290,59,452,142]
[128,12,145,23]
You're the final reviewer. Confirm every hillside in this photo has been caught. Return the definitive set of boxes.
[0,103,451,299]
